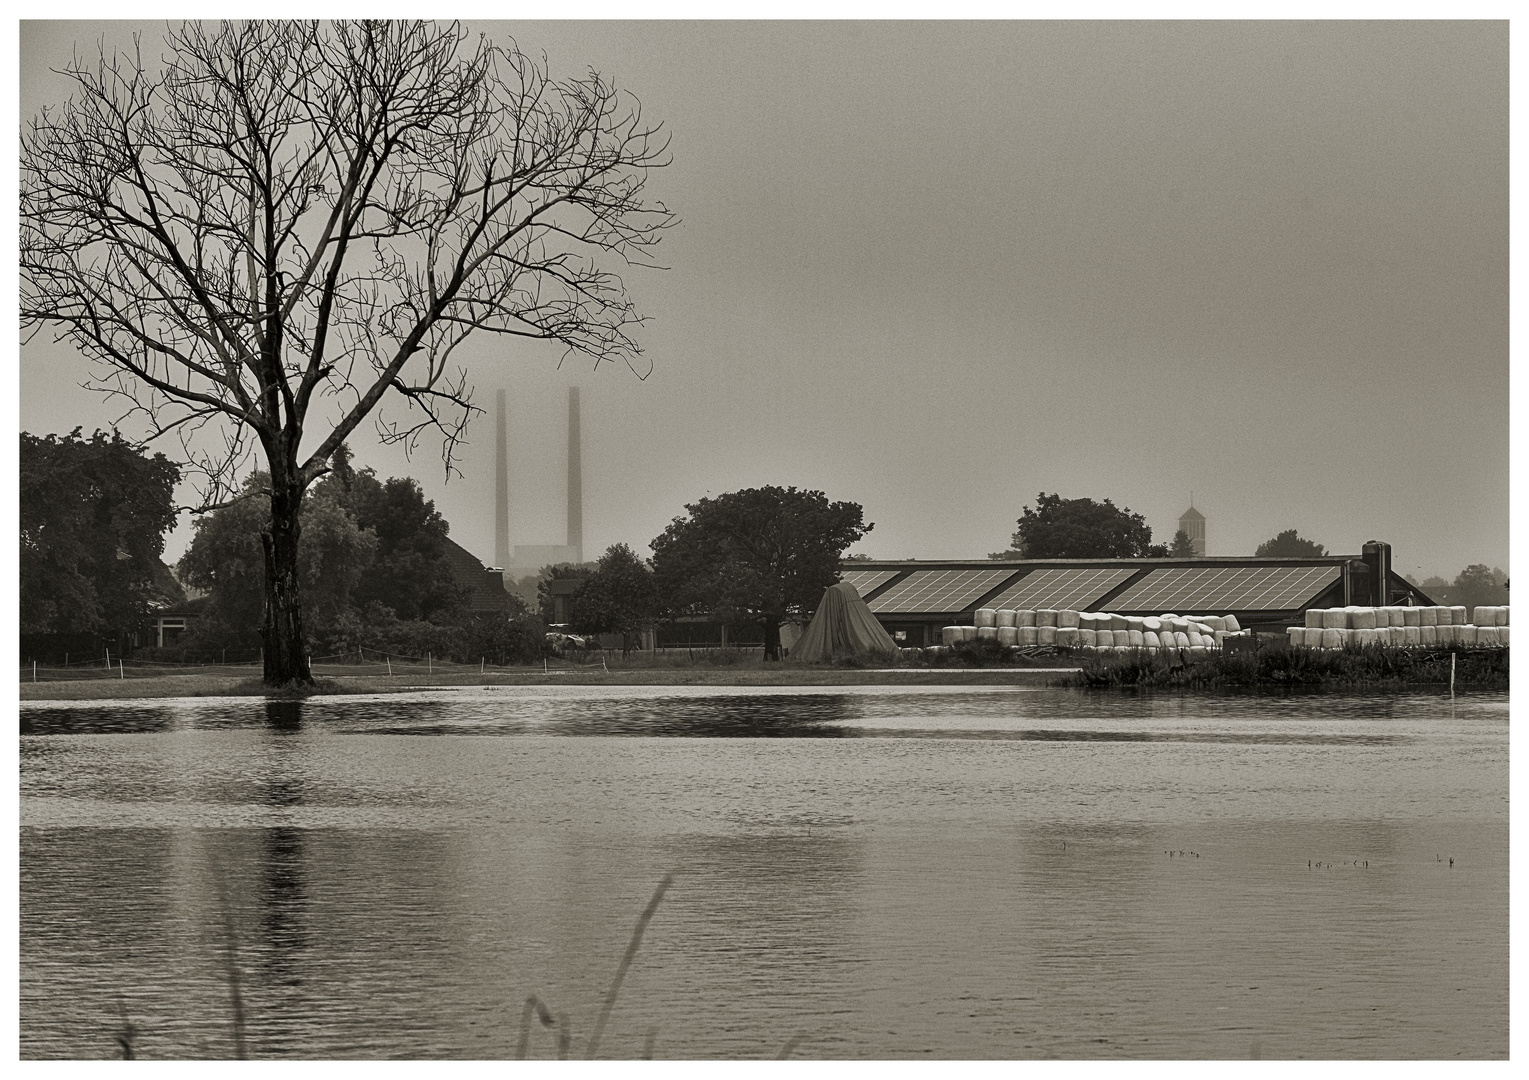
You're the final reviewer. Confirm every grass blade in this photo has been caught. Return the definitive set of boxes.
[586,871,676,1059]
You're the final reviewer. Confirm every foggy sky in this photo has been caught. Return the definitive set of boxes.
[18,21,1509,580]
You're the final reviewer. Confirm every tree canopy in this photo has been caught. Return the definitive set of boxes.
[21,20,673,683]
[1167,529,1197,558]
[1254,529,1327,558]
[650,486,871,659]
[20,429,181,640]
[570,543,659,653]
[1004,493,1164,559]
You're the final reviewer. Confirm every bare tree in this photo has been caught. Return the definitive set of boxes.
[21,21,674,685]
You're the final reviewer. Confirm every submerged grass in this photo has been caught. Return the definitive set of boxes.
[1062,644,1508,690]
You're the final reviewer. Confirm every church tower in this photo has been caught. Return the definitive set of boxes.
[1178,504,1206,557]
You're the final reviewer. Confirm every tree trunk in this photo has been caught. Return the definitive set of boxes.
[260,481,312,687]
[762,616,782,661]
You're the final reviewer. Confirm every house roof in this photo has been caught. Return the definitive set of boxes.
[1178,506,1205,521]
[441,538,512,613]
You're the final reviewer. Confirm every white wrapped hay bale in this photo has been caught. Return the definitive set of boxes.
[1287,627,1304,648]
[1105,614,1125,631]
[1173,631,1191,649]
[1418,625,1437,646]
[996,609,1017,628]
[1418,606,1437,627]
[1037,625,1057,645]
[1322,608,1347,629]
[1016,609,1037,628]
[1127,629,1144,647]
[997,626,1018,646]
[941,626,962,647]
[1078,628,1097,647]
[1399,625,1419,646]
[1144,631,1162,649]
[1472,605,1495,626]
[1350,608,1376,630]
[1354,628,1377,647]
[1450,606,1467,627]
[1125,616,1145,631]
[1036,609,1058,628]
[974,608,996,628]
[1500,626,1509,647]
[1304,609,1324,628]
[1018,626,1038,646]
[1320,628,1343,649]
[1435,607,1453,626]
[1056,627,1079,648]
[1387,607,1409,626]
[1213,629,1227,648]
[1222,614,1240,633]
[1457,625,1477,646]
[1401,606,1420,626]
[1371,608,1389,628]
[1437,625,1456,646]
[977,626,998,642]
[1186,631,1205,648]
[959,625,978,642]
[1474,626,1496,647]
[1501,606,1510,626]
[1142,616,1163,633]
[1057,609,1081,628]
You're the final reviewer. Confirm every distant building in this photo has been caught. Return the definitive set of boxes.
[1178,505,1206,556]
[497,387,584,581]
[442,538,514,614]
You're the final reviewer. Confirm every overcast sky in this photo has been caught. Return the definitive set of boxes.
[18,20,1508,581]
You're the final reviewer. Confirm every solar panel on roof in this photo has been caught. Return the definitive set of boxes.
[1107,565,1339,613]
[839,568,899,598]
[984,567,1136,612]
[868,568,1017,614]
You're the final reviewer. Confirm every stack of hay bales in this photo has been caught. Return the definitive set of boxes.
[939,608,1250,657]
[1285,605,1509,649]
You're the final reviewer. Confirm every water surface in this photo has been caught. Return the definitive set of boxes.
[20,685,1508,1059]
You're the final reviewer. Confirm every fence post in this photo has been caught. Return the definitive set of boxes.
[429,652,432,675]
[119,659,124,680]
[387,656,392,676]
[33,660,37,683]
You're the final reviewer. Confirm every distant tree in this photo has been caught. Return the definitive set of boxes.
[650,486,871,660]
[570,544,660,654]
[22,21,675,685]
[338,471,467,623]
[1168,530,1197,558]
[20,429,180,640]
[536,562,599,623]
[1005,493,1158,559]
[179,472,377,647]
[1453,564,1509,613]
[843,552,873,562]
[1254,530,1327,558]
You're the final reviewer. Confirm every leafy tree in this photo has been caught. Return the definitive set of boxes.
[570,544,660,654]
[650,486,872,660]
[179,472,377,648]
[22,21,674,685]
[536,562,599,623]
[1005,493,1159,559]
[338,471,466,622]
[1254,529,1327,558]
[20,429,180,640]
[1168,529,1197,558]
[1453,564,1509,613]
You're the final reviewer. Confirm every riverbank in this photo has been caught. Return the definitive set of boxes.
[18,665,1081,701]
[1063,645,1509,690]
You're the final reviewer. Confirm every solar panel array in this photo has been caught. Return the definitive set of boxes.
[1106,565,1340,613]
[983,567,1137,612]
[868,568,1018,614]
[839,568,900,599]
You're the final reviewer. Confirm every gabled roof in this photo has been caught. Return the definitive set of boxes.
[1178,506,1205,521]
[441,538,512,613]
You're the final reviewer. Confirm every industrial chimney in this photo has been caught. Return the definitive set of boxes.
[566,386,583,564]
[495,388,510,569]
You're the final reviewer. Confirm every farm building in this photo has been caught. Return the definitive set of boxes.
[842,541,1434,647]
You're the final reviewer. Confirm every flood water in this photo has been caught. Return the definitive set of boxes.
[20,685,1508,1060]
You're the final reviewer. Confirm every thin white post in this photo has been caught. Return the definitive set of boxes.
[387,656,393,676]
[105,647,110,669]
[1451,652,1456,699]
[480,657,484,674]
[119,659,124,679]
[33,660,37,682]
[428,652,432,675]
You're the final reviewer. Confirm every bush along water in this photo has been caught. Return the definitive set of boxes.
[1063,641,1508,690]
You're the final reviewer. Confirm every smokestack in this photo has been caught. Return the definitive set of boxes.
[495,389,509,568]
[566,386,582,564]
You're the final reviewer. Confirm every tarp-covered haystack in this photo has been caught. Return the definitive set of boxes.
[788,581,899,663]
